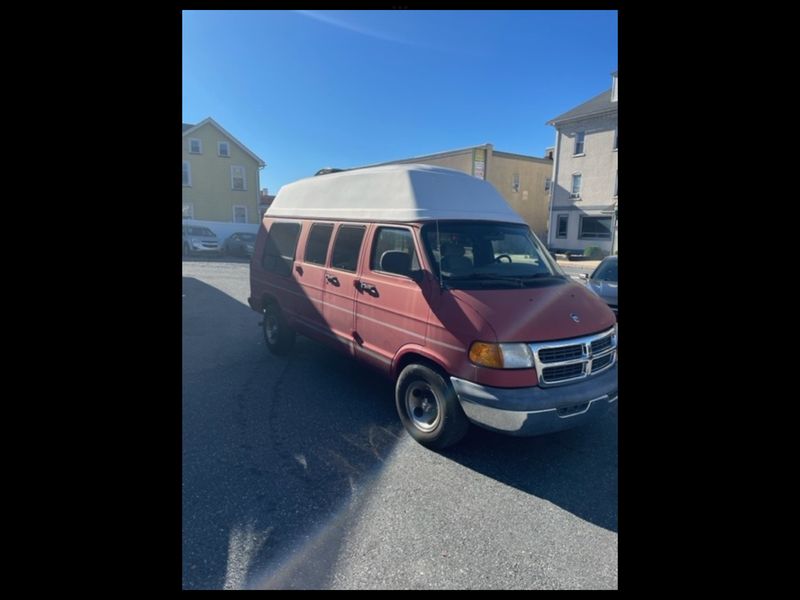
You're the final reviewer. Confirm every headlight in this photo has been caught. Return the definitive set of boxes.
[192,240,203,248]
[469,342,534,369]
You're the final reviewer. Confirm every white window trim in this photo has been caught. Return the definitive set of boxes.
[189,138,202,154]
[579,215,612,240]
[218,141,230,157]
[556,214,569,239]
[183,160,191,187]
[233,205,248,224]
[573,131,586,156]
[231,165,247,191]
[570,173,582,198]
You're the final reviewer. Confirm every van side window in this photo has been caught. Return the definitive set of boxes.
[370,227,420,276]
[262,222,301,277]
[330,225,366,272]
[304,223,334,265]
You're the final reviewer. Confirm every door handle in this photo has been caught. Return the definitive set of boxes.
[325,274,340,286]
[358,281,379,296]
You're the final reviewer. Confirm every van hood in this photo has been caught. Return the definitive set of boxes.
[447,280,615,342]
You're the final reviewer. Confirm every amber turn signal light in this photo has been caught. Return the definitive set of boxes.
[469,342,504,369]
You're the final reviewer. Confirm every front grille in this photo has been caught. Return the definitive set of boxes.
[592,353,612,371]
[530,327,617,387]
[538,344,583,363]
[591,335,613,354]
[542,363,584,383]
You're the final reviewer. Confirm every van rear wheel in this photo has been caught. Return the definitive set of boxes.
[395,363,469,449]
[263,302,295,356]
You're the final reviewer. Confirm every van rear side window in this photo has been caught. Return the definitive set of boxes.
[304,223,334,265]
[330,225,366,272]
[262,222,301,277]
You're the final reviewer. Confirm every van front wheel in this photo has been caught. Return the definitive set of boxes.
[395,364,469,449]
[263,302,295,356]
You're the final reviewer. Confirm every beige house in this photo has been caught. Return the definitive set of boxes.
[546,71,618,255]
[347,144,553,241]
[182,118,266,225]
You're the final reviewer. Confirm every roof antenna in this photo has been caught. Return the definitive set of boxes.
[436,219,444,291]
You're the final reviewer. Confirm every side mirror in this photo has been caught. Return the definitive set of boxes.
[409,269,425,284]
[580,273,589,280]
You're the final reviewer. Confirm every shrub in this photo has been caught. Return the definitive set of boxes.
[583,246,607,259]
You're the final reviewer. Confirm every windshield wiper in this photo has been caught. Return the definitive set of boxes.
[444,273,526,287]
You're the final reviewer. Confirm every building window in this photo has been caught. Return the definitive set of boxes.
[231,165,246,191]
[262,222,301,277]
[556,214,568,239]
[189,138,202,154]
[304,223,334,266]
[544,177,551,192]
[233,205,247,223]
[570,173,582,198]
[574,131,585,155]
[218,141,230,157]
[579,216,612,240]
[183,203,194,219]
[182,160,191,186]
[512,173,520,193]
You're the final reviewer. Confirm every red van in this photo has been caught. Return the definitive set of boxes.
[248,164,617,448]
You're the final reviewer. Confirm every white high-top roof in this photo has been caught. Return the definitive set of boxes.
[266,164,526,224]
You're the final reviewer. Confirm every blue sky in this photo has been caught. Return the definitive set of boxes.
[183,10,617,194]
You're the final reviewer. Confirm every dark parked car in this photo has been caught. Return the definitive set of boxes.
[223,232,257,257]
[582,255,617,317]
[182,225,221,256]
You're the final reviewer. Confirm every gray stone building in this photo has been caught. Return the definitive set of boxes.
[546,71,618,255]
[348,144,553,242]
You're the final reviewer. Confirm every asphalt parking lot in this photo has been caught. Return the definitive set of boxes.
[182,258,618,590]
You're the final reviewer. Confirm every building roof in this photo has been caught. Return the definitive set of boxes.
[182,123,194,133]
[267,164,525,224]
[182,117,266,167]
[547,88,616,125]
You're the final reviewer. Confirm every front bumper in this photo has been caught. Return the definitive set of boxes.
[451,364,617,436]
[191,245,221,254]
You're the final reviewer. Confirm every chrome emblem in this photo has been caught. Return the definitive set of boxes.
[570,313,580,323]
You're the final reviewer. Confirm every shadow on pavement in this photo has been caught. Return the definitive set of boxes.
[442,409,618,532]
[182,276,403,590]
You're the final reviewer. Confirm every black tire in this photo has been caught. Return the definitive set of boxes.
[262,301,295,356]
[395,363,469,449]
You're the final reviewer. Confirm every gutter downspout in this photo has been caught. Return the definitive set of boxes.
[256,164,265,224]
[547,127,561,249]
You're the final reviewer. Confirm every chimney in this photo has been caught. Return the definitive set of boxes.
[611,70,618,103]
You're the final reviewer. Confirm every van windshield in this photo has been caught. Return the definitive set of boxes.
[421,221,566,289]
